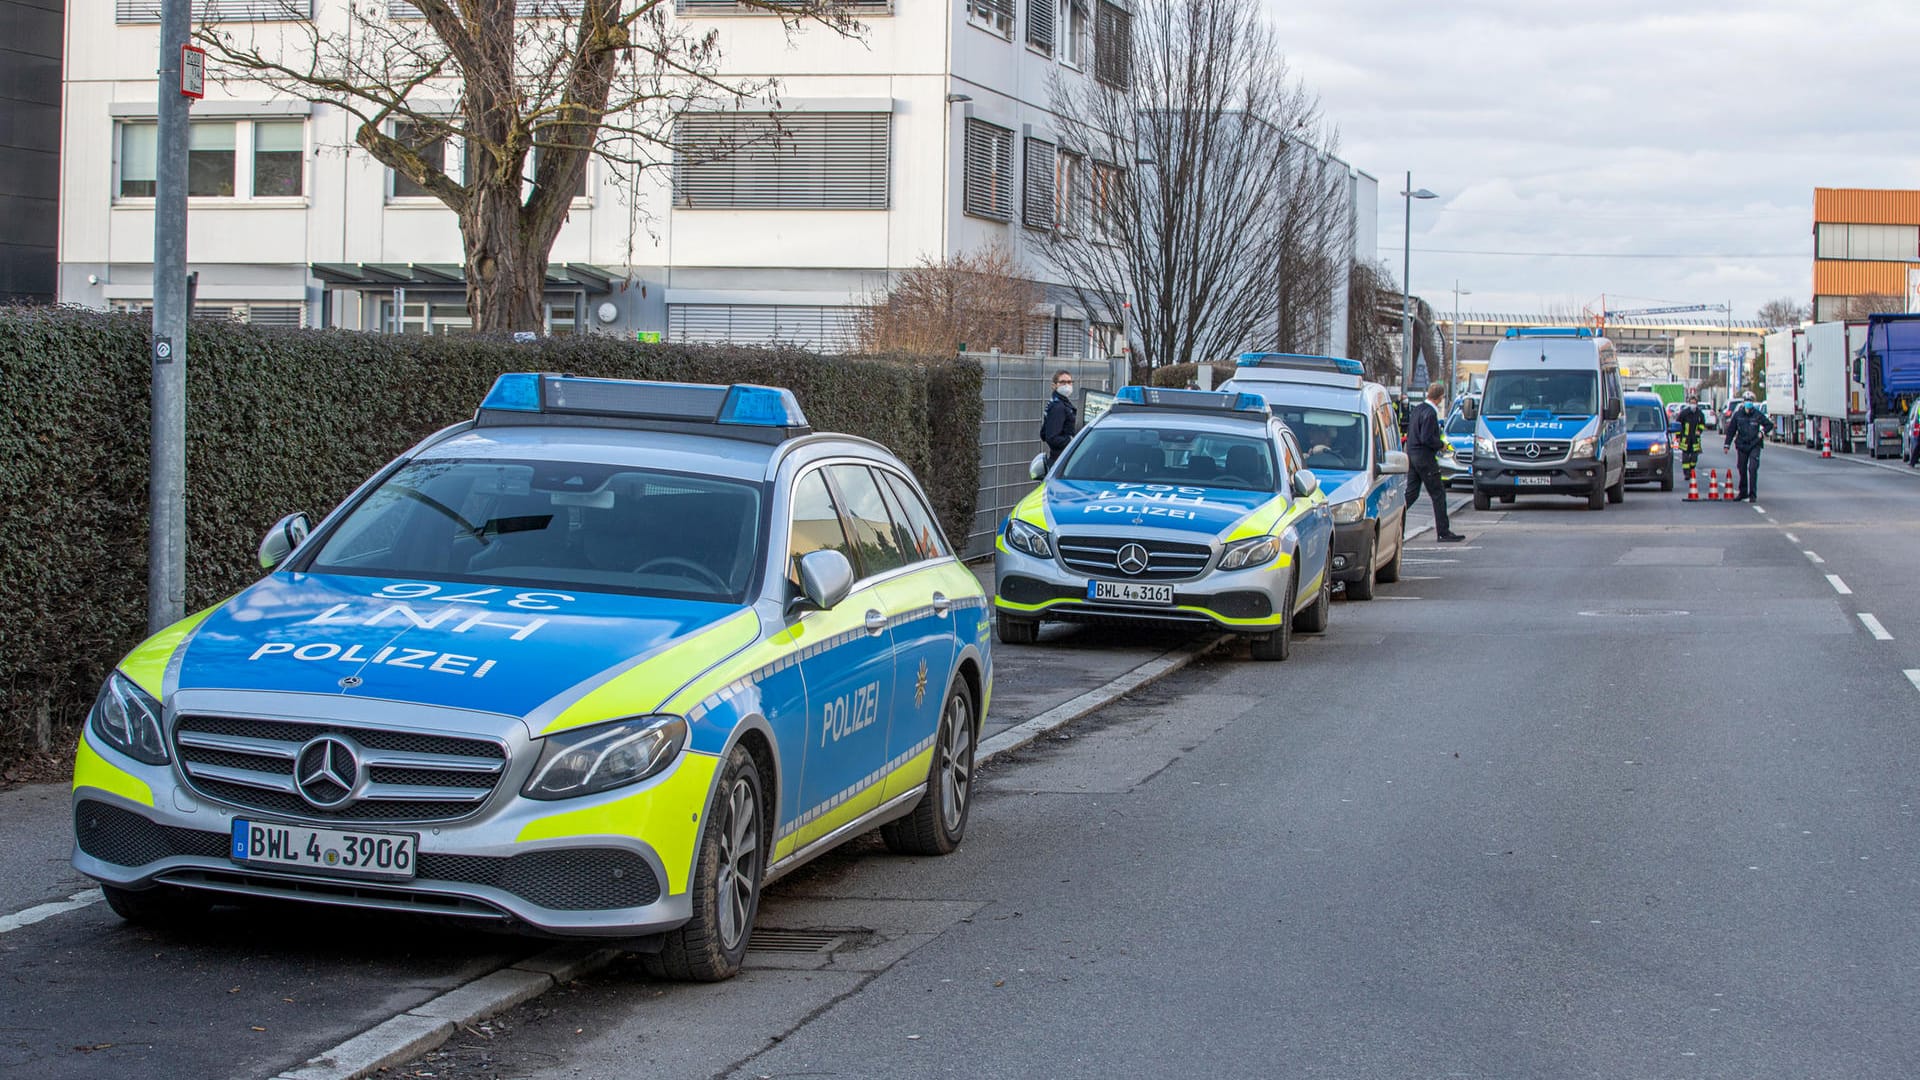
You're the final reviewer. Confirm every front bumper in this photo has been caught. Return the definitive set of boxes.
[71,720,706,938]
[993,544,1291,633]
[1625,452,1670,482]
[1473,458,1604,495]
[1329,520,1374,583]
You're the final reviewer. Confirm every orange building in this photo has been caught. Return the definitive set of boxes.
[1812,188,1920,321]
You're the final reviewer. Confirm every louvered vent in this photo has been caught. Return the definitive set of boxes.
[1022,137,1055,230]
[117,0,310,21]
[667,304,863,351]
[1025,0,1054,51]
[673,112,889,210]
[963,118,1014,223]
[1095,1,1132,89]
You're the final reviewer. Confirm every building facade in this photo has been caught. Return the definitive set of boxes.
[1,0,63,303]
[1441,312,1766,389]
[1812,187,1920,323]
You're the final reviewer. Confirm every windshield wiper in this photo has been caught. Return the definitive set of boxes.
[391,488,550,547]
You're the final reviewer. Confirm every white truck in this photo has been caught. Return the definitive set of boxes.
[1763,328,1800,443]
[1800,320,1870,452]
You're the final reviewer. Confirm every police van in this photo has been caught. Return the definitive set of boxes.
[1468,328,1628,511]
[1221,355,1410,600]
[71,374,990,981]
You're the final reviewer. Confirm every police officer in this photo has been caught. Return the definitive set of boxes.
[1405,381,1464,542]
[1040,369,1078,467]
[1722,390,1776,501]
[1675,393,1707,483]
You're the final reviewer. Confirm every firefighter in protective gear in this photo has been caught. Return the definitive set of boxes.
[1674,394,1707,481]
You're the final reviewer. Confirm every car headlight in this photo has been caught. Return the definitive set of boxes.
[1005,517,1053,559]
[1649,442,1667,455]
[523,715,687,800]
[1220,535,1280,570]
[1475,434,1496,456]
[1330,498,1366,524]
[88,671,169,765]
[1571,436,1596,458]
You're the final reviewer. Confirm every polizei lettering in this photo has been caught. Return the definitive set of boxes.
[1079,483,1219,520]
[247,641,499,679]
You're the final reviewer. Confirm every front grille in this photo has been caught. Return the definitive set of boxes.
[1496,440,1570,464]
[1057,536,1213,582]
[173,714,507,824]
[76,799,229,866]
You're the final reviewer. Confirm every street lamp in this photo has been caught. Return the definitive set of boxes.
[1451,280,1471,394]
[1400,173,1437,398]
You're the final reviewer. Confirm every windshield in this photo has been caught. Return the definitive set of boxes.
[306,458,764,602]
[1061,426,1278,492]
[1482,370,1598,418]
[1626,404,1667,433]
[1445,410,1474,435]
[1263,407,1368,472]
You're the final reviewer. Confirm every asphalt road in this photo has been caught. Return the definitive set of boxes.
[7,441,1919,1078]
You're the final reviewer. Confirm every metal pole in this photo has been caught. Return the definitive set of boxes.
[1400,171,1412,398]
[148,0,191,633]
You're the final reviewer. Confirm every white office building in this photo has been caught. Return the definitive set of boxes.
[57,0,1375,356]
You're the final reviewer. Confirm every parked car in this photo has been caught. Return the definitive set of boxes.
[1623,390,1675,490]
[1903,399,1920,466]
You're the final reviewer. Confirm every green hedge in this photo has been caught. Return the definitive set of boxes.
[1140,361,1239,389]
[0,307,981,762]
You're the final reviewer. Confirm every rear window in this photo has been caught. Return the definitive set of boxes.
[1626,405,1667,432]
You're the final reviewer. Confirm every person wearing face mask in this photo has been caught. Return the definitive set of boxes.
[1040,370,1079,468]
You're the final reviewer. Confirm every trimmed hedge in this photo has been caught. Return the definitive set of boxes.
[0,307,981,761]
[1141,361,1239,390]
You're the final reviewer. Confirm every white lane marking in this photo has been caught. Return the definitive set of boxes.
[1827,575,1852,595]
[1400,558,1458,564]
[1754,505,1767,514]
[1858,613,1893,641]
[1374,596,1423,601]
[1397,575,1442,581]
[0,890,100,935]
[1803,550,1825,564]
[1905,670,1920,693]
[1784,532,1800,543]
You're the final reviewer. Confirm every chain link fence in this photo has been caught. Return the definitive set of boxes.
[965,350,1127,558]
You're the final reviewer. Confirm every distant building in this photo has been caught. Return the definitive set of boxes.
[0,0,62,303]
[1439,312,1766,389]
[1812,188,1920,322]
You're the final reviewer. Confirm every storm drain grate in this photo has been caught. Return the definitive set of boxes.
[748,928,846,954]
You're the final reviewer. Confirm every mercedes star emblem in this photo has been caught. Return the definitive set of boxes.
[294,736,360,809]
[338,675,363,689]
[1116,543,1150,576]
[1525,442,1542,459]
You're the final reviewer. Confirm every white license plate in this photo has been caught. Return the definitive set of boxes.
[1089,580,1174,605]
[1514,475,1553,486]
[231,819,417,878]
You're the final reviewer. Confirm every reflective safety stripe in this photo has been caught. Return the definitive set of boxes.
[1011,485,1048,529]
[994,591,1290,627]
[71,738,155,808]
[120,603,221,699]
[773,743,935,862]
[515,750,720,896]
[1223,494,1296,541]
[541,610,760,735]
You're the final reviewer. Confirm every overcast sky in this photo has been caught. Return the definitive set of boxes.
[1263,0,1920,321]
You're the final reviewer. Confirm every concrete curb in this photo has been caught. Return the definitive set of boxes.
[1406,493,1474,540]
[1776,439,1919,477]
[267,637,1227,1079]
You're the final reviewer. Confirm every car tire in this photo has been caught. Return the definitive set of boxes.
[1249,573,1295,661]
[1607,470,1626,504]
[1293,569,1331,634]
[994,611,1039,645]
[1588,475,1606,511]
[881,680,976,857]
[645,745,766,983]
[1345,533,1377,601]
[1660,467,1674,492]
[100,882,210,926]
[1472,488,1492,511]
[1376,522,1403,584]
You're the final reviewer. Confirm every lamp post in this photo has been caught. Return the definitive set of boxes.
[1400,172,1437,398]
[1450,280,1471,394]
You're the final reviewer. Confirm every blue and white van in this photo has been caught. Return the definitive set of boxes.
[1468,329,1628,512]
[1222,355,1410,600]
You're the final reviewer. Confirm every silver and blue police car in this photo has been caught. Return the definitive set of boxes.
[993,386,1335,661]
[72,374,991,981]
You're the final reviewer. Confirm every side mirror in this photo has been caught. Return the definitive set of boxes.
[1292,469,1320,498]
[1603,401,1622,420]
[792,549,854,614]
[1378,450,1410,475]
[1461,397,1479,422]
[1028,452,1049,481]
[259,512,311,570]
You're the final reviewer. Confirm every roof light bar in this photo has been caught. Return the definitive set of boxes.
[1237,352,1365,376]
[476,373,810,433]
[1504,327,1596,338]
[1114,386,1269,414]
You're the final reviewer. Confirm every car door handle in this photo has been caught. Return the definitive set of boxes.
[931,592,951,615]
[864,609,889,634]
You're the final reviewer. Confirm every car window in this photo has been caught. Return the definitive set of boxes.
[879,470,949,563]
[788,469,854,584]
[1626,404,1666,432]
[826,464,911,578]
[1445,410,1474,435]
[307,458,763,602]
[1059,426,1278,492]
[1265,407,1368,472]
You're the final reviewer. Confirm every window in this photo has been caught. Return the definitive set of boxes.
[967,0,1012,38]
[1022,137,1056,230]
[1026,0,1054,52]
[115,0,313,23]
[667,304,863,350]
[391,121,449,199]
[1094,0,1132,89]
[1267,407,1369,473]
[678,0,890,12]
[963,119,1015,222]
[674,111,890,210]
[1061,0,1089,66]
[252,120,304,197]
[389,0,583,17]
[1060,428,1279,492]
[1056,150,1083,234]
[1089,160,1125,241]
[188,122,236,197]
[119,122,157,198]
[878,470,950,563]
[826,465,910,577]
[788,470,854,583]
[1815,222,1920,261]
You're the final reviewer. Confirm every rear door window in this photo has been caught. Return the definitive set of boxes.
[878,470,949,563]
[825,464,911,579]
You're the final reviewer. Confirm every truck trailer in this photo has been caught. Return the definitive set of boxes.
[1801,320,1869,452]
[1763,329,1800,443]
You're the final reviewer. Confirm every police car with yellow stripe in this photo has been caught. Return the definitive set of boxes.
[72,374,990,981]
[994,386,1334,660]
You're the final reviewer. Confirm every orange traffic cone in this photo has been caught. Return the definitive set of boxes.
[1821,434,1832,459]
[1684,469,1699,502]
[1708,469,1721,500]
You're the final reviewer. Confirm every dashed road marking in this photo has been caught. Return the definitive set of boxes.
[1754,505,1767,514]
[1827,575,1852,595]
[1858,613,1892,641]
[1803,550,1825,564]
[1905,670,1920,693]
[1784,532,1800,543]
[0,890,100,935]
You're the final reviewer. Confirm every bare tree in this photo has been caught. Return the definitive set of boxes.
[1039,0,1347,369]
[859,244,1045,356]
[1837,293,1905,319]
[198,0,862,332]
[1757,296,1809,327]
[1346,259,1398,385]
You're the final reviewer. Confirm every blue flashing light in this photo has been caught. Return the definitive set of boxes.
[1504,327,1595,338]
[481,372,543,412]
[1237,352,1365,376]
[719,384,808,427]
[1116,385,1149,404]
[1114,386,1267,414]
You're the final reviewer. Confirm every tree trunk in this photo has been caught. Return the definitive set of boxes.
[460,153,545,333]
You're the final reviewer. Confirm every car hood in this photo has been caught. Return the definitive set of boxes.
[1314,469,1370,503]
[1044,478,1281,537]
[1626,432,1667,449]
[169,571,746,718]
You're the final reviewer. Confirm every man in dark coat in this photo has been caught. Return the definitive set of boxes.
[1405,381,1464,542]
[1041,370,1078,467]
[1722,390,1776,501]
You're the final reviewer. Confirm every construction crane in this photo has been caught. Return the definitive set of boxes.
[1600,302,1731,319]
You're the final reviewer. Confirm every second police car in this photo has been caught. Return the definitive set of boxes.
[994,386,1335,661]
[71,374,990,981]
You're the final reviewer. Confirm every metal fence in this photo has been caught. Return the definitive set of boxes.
[965,350,1127,558]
